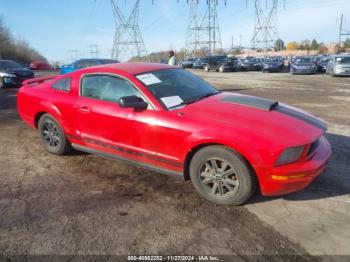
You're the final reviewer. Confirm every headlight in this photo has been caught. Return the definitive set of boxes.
[275,145,305,166]
[0,72,16,78]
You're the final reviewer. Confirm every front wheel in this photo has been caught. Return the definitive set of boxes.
[219,65,225,73]
[204,65,210,72]
[189,146,257,205]
[38,114,71,155]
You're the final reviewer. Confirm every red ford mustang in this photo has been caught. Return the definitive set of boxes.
[17,63,332,205]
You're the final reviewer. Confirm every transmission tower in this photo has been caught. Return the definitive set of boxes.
[89,44,99,58]
[251,0,281,51]
[185,0,224,58]
[111,0,148,61]
[338,14,350,52]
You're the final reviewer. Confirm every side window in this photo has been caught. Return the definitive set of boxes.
[75,60,98,69]
[52,77,71,92]
[81,75,140,103]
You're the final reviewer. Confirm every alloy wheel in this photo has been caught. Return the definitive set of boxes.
[199,158,239,199]
[42,120,60,148]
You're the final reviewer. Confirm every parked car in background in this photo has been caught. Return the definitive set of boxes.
[317,56,330,73]
[326,55,350,77]
[60,58,119,74]
[0,60,35,88]
[239,57,261,71]
[290,57,317,75]
[30,61,53,70]
[204,56,239,72]
[193,57,208,69]
[17,63,331,205]
[261,57,284,73]
[181,58,194,69]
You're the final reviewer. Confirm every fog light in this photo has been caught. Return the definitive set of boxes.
[272,174,306,180]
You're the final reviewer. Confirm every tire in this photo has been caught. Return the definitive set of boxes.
[189,145,257,205]
[38,113,71,155]
[204,65,210,72]
[219,65,224,73]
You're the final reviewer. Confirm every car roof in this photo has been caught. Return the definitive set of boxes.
[93,62,175,75]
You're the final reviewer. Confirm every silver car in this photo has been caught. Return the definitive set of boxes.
[326,55,350,76]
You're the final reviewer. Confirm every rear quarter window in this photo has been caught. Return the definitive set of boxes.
[52,77,71,92]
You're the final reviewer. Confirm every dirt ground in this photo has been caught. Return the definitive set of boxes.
[0,69,349,259]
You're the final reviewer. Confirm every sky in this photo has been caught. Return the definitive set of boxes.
[0,0,350,63]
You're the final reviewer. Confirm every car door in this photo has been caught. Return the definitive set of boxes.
[73,73,159,165]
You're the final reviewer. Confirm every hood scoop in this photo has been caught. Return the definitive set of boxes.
[221,95,278,111]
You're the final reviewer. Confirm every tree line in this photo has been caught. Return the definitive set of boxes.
[275,38,350,53]
[0,18,47,64]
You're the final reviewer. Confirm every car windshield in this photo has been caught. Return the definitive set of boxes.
[244,58,257,63]
[265,57,281,62]
[295,57,313,63]
[0,60,22,70]
[136,69,220,110]
[335,56,350,64]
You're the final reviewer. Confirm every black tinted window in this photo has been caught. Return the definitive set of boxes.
[52,77,71,92]
[81,75,140,103]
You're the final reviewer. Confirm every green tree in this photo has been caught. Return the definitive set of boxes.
[274,39,285,51]
[310,39,319,50]
[344,38,350,48]
[300,39,311,50]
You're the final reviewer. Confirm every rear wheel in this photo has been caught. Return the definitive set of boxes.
[219,65,225,73]
[38,114,71,155]
[204,65,210,72]
[189,146,257,205]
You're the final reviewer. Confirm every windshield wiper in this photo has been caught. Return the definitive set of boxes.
[184,92,220,105]
[168,92,220,110]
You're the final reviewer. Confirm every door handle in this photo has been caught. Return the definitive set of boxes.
[79,106,91,113]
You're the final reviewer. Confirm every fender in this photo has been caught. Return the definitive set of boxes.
[36,101,65,129]
[182,128,265,167]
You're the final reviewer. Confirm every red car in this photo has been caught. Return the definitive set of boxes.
[17,63,332,205]
[30,61,53,70]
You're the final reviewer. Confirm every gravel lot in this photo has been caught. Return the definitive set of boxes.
[0,69,349,259]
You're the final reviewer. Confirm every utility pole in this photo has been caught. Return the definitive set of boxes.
[251,0,284,52]
[111,0,147,61]
[184,0,225,58]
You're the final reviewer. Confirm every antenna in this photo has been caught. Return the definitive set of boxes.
[111,0,148,61]
[184,0,224,58]
[250,0,284,52]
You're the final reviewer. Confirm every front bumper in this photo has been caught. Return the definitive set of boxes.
[1,76,22,87]
[291,68,316,74]
[334,68,350,76]
[255,135,332,196]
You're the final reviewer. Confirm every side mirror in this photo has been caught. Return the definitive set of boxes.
[119,95,148,110]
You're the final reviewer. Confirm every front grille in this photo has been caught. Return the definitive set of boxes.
[307,138,320,157]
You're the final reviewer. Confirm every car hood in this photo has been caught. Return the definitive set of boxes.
[180,92,325,147]
[1,68,34,78]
